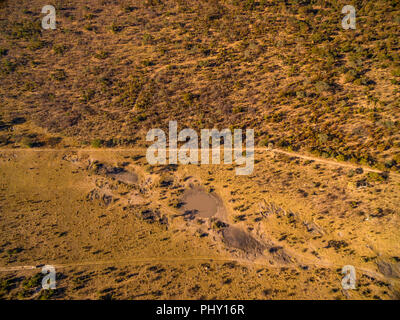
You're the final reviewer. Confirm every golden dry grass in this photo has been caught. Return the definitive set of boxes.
[0,0,400,300]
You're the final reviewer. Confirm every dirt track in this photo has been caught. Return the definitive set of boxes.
[0,147,398,177]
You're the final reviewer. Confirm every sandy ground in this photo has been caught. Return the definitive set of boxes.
[0,148,399,299]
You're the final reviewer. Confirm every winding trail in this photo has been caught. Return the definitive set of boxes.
[269,148,400,178]
[0,255,392,287]
[1,147,399,178]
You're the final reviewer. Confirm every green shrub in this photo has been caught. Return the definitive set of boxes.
[367,172,388,182]
[22,273,42,290]
[91,139,103,148]
[233,106,245,113]
[94,51,109,59]
[133,113,147,122]
[1,58,16,74]
[109,22,123,33]
[21,137,35,148]
[53,44,68,55]
[10,20,41,40]
[391,67,400,77]
[38,289,56,300]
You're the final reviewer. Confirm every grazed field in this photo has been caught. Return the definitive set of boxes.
[0,0,400,300]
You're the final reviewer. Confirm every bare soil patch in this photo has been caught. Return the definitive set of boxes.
[222,226,266,256]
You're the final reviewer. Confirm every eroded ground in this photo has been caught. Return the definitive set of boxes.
[0,149,399,299]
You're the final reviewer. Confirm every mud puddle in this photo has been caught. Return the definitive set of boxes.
[180,186,268,257]
[180,187,225,219]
